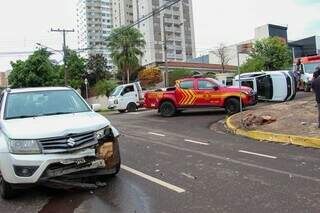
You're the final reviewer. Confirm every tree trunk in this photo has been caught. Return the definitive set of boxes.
[126,68,130,84]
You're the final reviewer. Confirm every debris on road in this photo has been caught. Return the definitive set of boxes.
[181,172,197,180]
[242,113,277,129]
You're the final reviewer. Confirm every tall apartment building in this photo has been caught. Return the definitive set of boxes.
[112,0,134,28]
[77,0,113,68]
[134,0,196,65]
[113,0,196,66]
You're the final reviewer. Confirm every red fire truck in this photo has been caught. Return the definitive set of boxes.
[144,77,257,117]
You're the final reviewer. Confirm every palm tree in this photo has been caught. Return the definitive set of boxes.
[107,27,146,83]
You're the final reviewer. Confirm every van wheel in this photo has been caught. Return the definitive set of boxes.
[160,101,176,117]
[225,98,240,115]
[0,176,16,199]
[127,103,137,112]
[304,84,311,92]
[118,110,126,113]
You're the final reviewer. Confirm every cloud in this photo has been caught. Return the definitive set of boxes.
[193,0,320,53]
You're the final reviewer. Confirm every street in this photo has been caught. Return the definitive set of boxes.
[1,95,320,213]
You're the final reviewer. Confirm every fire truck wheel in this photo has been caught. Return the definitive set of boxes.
[160,101,176,117]
[127,103,138,112]
[225,98,240,115]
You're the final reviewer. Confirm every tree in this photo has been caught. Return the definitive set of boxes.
[213,43,231,72]
[8,48,61,88]
[94,79,118,97]
[203,72,217,79]
[65,49,86,89]
[240,37,291,73]
[138,67,162,87]
[107,27,146,84]
[86,54,111,85]
[168,68,193,86]
[240,57,265,73]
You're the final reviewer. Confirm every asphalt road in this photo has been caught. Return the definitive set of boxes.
[1,92,320,213]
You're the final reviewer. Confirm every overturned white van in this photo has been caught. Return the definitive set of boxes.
[233,71,296,102]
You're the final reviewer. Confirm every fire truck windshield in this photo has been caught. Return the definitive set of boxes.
[304,62,320,74]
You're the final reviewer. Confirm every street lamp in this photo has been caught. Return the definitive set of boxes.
[36,43,62,55]
[85,78,89,100]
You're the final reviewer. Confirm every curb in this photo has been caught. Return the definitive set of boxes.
[226,115,320,149]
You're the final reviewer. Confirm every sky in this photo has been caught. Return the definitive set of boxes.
[0,0,319,71]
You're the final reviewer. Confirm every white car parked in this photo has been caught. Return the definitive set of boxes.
[0,87,121,199]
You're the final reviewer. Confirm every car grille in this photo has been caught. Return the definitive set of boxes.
[39,131,97,154]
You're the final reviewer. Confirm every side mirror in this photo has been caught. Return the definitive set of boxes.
[91,104,101,112]
[213,86,219,91]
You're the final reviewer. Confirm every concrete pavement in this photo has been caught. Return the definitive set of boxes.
[1,101,320,213]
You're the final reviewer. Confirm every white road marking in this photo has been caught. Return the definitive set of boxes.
[125,134,320,183]
[184,139,209,146]
[121,165,186,193]
[239,150,277,159]
[148,132,166,137]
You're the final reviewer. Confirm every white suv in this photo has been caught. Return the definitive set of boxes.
[0,87,121,199]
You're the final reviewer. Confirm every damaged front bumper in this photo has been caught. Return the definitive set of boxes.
[0,138,121,185]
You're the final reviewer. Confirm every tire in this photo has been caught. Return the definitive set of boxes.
[225,98,240,115]
[304,84,311,92]
[127,103,137,112]
[118,110,126,113]
[159,101,176,117]
[0,176,16,199]
[289,92,296,101]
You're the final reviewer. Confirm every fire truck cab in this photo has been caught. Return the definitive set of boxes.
[295,55,320,92]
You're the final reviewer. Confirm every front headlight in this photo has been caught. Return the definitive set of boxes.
[114,100,119,105]
[95,127,112,140]
[9,139,42,154]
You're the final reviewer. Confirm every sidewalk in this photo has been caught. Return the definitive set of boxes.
[226,94,320,148]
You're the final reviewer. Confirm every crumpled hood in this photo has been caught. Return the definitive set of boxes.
[2,112,110,139]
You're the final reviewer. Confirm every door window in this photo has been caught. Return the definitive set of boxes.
[241,80,254,89]
[198,80,216,90]
[180,81,194,89]
[256,75,273,99]
[121,85,134,96]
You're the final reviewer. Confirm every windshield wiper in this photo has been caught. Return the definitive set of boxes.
[5,115,40,120]
[41,112,73,116]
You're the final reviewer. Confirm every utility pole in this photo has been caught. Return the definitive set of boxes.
[51,28,75,86]
[162,15,169,87]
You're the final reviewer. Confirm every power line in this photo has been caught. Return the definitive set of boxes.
[50,28,75,86]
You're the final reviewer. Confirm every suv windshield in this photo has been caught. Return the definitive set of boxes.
[4,90,91,120]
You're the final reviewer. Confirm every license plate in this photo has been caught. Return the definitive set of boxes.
[61,158,86,165]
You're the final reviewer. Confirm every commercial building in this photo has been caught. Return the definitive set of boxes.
[193,24,319,67]
[131,0,196,66]
[76,0,114,68]
[0,70,10,88]
[290,36,320,58]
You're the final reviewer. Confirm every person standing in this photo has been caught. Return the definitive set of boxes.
[311,67,320,128]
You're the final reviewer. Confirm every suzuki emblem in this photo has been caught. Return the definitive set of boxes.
[67,138,76,147]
